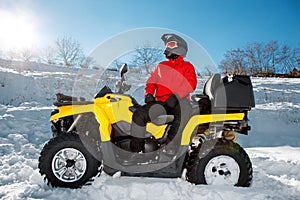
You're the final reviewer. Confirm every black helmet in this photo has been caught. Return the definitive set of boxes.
[161,33,188,57]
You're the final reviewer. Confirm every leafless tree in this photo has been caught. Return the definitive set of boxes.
[262,41,278,73]
[245,42,264,74]
[295,44,300,68]
[19,48,35,62]
[55,36,84,67]
[220,41,299,76]
[0,49,3,59]
[131,43,164,74]
[219,48,248,75]
[40,46,56,65]
[276,44,293,73]
[109,59,123,71]
[7,49,17,60]
[80,56,96,69]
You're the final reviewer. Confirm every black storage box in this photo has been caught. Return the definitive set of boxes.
[213,75,255,110]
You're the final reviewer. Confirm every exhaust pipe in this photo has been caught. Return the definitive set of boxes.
[223,130,238,141]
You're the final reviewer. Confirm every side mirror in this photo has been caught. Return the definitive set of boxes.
[120,63,128,79]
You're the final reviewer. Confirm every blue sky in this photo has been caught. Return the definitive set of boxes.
[0,0,299,65]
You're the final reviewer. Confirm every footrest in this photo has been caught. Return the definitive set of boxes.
[152,115,174,126]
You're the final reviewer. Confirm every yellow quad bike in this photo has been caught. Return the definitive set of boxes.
[38,64,255,188]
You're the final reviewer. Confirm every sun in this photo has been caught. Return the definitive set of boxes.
[0,10,39,51]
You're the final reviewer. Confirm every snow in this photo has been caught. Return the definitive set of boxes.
[1,59,300,199]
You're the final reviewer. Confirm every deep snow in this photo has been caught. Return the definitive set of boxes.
[0,59,300,199]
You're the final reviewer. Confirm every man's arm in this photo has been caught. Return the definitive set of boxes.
[145,65,159,96]
[177,63,197,99]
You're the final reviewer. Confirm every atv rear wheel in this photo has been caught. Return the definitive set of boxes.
[186,139,252,187]
[38,132,101,188]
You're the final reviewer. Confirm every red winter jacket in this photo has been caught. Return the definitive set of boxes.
[145,56,197,102]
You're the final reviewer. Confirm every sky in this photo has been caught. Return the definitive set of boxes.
[0,0,299,65]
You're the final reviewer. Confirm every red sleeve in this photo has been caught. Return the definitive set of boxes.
[145,64,158,96]
[177,63,197,99]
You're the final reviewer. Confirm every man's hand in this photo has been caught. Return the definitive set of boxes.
[145,94,155,104]
[166,94,179,108]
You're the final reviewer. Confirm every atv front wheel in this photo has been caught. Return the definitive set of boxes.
[38,132,101,188]
[187,139,252,187]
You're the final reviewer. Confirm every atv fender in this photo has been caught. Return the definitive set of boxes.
[181,113,244,145]
[50,104,94,121]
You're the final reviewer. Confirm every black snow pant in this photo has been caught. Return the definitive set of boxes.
[130,99,192,153]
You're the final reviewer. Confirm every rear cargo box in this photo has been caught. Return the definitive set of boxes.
[213,75,255,110]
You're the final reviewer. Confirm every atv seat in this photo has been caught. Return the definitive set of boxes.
[191,73,221,115]
[129,106,174,126]
[191,104,201,116]
[151,115,174,126]
[203,73,222,100]
[191,73,222,103]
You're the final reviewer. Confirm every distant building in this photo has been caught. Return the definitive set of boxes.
[290,68,300,78]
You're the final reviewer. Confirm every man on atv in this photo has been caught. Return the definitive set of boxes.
[130,33,197,155]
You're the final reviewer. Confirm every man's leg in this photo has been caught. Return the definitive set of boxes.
[130,102,166,152]
[165,99,192,148]
[130,105,149,152]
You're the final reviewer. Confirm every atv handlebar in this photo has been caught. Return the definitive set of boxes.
[115,63,131,94]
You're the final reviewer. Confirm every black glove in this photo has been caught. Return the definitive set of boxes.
[145,94,155,104]
[165,94,179,108]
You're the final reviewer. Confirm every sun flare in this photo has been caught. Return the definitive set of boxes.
[0,10,39,50]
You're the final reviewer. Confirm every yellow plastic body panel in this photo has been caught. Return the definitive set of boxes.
[94,94,134,124]
[50,94,245,145]
[180,113,245,145]
[50,94,168,142]
[50,103,94,121]
[147,123,168,139]
[93,94,134,141]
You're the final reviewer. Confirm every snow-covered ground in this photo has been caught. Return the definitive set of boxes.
[0,59,300,199]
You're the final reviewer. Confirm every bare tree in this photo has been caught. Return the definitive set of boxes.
[109,59,124,71]
[245,42,264,74]
[80,56,96,69]
[219,48,248,75]
[220,41,299,76]
[19,47,35,62]
[131,43,164,74]
[7,49,18,60]
[55,36,84,67]
[263,41,278,73]
[276,44,293,73]
[295,44,300,68]
[40,46,56,65]
[0,49,3,59]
